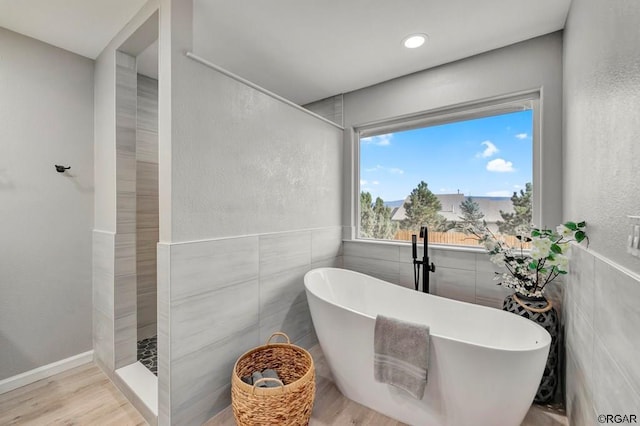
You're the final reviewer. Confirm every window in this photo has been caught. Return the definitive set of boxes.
[357,95,537,248]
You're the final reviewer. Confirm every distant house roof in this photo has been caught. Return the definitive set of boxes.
[390,193,514,224]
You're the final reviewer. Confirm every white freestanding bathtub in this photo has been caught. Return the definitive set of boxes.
[304,267,550,426]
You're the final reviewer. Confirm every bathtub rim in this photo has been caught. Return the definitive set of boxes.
[304,267,551,353]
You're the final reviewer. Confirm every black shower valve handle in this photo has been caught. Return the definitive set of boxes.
[55,165,71,173]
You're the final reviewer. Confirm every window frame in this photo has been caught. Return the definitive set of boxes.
[353,91,541,246]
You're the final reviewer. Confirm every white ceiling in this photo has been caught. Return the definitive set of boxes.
[0,0,571,105]
[0,0,147,59]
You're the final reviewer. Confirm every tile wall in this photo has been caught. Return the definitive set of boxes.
[343,240,514,309]
[114,51,138,369]
[93,230,116,372]
[94,51,139,373]
[158,226,342,425]
[564,244,640,424]
[136,74,159,340]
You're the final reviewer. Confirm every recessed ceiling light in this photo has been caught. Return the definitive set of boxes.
[403,34,428,49]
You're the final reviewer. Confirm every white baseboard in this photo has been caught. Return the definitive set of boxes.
[0,350,94,395]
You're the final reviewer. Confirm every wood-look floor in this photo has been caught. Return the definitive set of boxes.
[205,344,568,426]
[0,345,567,426]
[0,363,146,425]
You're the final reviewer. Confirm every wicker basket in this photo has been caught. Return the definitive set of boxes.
[231,332,315,425]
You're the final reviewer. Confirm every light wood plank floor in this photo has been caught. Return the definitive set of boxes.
[0,345,567,426]
[0,362,146,425]
[206,344,568,426]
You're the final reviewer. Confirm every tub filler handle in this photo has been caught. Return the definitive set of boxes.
[412,226,436,293]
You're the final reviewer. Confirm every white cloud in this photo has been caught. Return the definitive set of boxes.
[477,140,499,158]
[360,180,368,186]
[513,184,522,189]
[372,180,380,185]
[486,190,513,197]
[361,134,392,146]
[486,158,515,172]
[515,133,528,140]
[363,164,403,174]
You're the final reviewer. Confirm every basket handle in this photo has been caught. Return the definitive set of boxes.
[266,332,291,345]
[251,377,285,394]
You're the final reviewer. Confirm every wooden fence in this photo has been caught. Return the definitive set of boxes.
[393,229,530,248]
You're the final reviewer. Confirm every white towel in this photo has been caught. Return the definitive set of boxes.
[374,314,430,400]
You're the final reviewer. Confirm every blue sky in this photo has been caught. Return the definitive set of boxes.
[360,110,533,201]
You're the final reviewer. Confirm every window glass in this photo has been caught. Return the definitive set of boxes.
[358,105,534,247]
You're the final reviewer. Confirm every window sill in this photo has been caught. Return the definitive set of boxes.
[344,238,487,254]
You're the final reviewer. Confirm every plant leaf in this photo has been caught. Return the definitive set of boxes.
[575,230,586,242]
[565,221,578,231]
[551,244,562,254]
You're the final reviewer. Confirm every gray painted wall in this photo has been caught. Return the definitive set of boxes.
[563,0,640,275]
[168,58,342,242]
[341,32,564,238]
[0,28,94,380]
[303,95,344,127]
[563,0,640,423]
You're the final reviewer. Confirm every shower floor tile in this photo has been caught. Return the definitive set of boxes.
[137,335,157,376]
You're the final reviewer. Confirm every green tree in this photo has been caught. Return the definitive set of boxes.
[497,182,532,235]
[360,191,374,236]
[401,181,451,232]
[360,192,399,239]
[371,197,398,239]
[458,197,485,229]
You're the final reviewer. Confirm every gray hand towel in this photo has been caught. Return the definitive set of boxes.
[261,368,282,388]
[252,371,265,387]
[374,314,430,400]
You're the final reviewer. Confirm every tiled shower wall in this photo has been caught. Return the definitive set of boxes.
[158,226,342,425]
[114,51,138,370]
[93,230,116,372]
[94,53,150,375]
[136,74,159,340]
[564,245,640,424]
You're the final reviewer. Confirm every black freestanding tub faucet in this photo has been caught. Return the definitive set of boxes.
[412,226,436,293]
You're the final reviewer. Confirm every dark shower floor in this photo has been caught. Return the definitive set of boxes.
[137,335,157,376]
